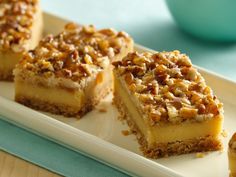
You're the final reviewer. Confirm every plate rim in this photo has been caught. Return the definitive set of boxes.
[1,11,235,177]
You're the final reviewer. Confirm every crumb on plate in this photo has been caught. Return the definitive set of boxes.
[121,130,130,136]
[98,108,107,113]
[221,129,228,138]
[195,152,205,158]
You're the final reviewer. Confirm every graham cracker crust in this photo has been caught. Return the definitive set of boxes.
[113,92,223,158]
[0,71,13,81]
[231,173,236,177]
[15,86,111,118]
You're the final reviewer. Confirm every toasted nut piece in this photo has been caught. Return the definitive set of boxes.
[124,72,134,85]
[135,84,146,93]
[149,110,161,124]
[99,28,117,36]
[203,86,213,95]
[179,107,198,119]
[143,73,155,84]
[37,60,54,72]
[84,54,93,64]
[62,69,72,77]
[155,64,167,74]
[65,22,79,32]
[107,47,115,58]
[197,104,206,114]
[98,40,109,51]
[196,113,213,122]
[165,92,175,100]
[70,50,79,60]
[133,56,149,66]
[139,94,154,103]
[96,72,103,84]
[83,25,96,34]
[97,56,109,68]
[117,31,130,38]
[148,82,159,95]
[128,83,136,92]
[112,38,123,48]
[186,68,198,81]
[206,103,219,115]
[177,56,192,67]
[166,104,179,123]
[170,99,182,109]
[191,91,202,104]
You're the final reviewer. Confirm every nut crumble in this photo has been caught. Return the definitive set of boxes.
[0,0,39,53]
[113,51,223,125]
[15,23,132,82]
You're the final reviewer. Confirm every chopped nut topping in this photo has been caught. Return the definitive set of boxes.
[229,133,236,151]
[113,51,223,125]
[179,107,198,119]
[0,0,39,52]
[16,23,132,81]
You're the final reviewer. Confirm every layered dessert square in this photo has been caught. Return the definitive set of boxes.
[229,133,236,177]
[0,0,43,81]
[113,51,224,158]
[14,23,133,117]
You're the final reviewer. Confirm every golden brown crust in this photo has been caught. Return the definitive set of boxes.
[15,23,133,82]
[113,51,223,125]
[0,70,13,81]
[113,91,223,158]
[229,133,236,152]
[230,173,236,177]
[15,85,111,118]
[0,0,39,53]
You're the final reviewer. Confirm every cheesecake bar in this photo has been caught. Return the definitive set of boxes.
[0,0,43,81]
[229,133,236,177]
[113,51,224,158]
[14,23,133,117]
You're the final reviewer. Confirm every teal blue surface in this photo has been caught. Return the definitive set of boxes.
[1,0,236,176]
[166,0,236,42]
[0,118,128,177]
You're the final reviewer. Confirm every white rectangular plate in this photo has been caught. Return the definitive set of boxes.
[0,12,235,177]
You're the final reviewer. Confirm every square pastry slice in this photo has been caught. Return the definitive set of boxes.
[14,23,133,117]
[113,51,224,158]
[0,0,43,81]
[229,133,236,177]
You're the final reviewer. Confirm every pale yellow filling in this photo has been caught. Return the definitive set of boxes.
[15,67,112,111]
[15,81,85,108]
[150,117,222,144]
[114,73,223,146]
